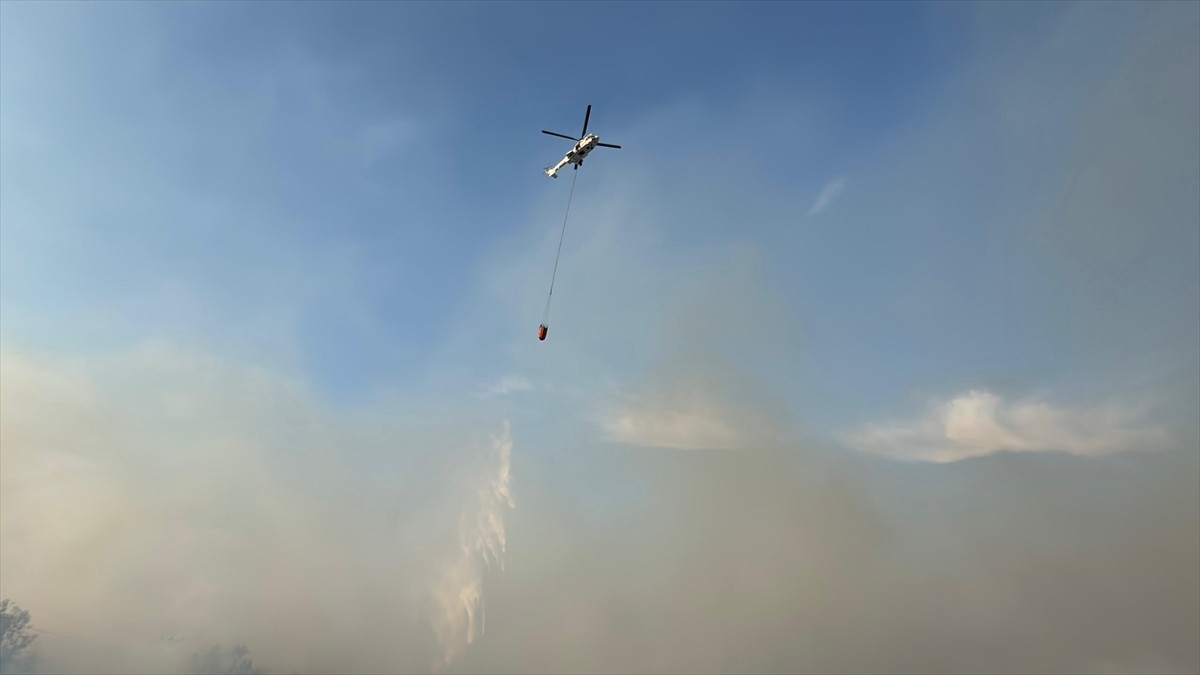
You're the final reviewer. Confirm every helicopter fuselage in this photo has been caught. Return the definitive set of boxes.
[546,134,600,178]
[571,134,600,160]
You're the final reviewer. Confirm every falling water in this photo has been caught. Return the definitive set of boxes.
[430,420,514,670]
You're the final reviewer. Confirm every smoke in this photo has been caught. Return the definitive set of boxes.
[1,8,1196,672]
[429,421,515,670]
[1,332,1196,675]
[0,344,523,674]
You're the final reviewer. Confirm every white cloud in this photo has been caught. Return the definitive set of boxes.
[806,175,846,217]
[601,402,745,451]
[598,377,777,451]
[846,389,1165,463]
[480,376,533,397]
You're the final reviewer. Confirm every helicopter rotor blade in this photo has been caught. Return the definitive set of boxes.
[580,105,592,137]
[596,143,621,149]
[542,130,578,141]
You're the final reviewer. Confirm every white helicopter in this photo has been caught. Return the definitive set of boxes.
[542,105,621,178]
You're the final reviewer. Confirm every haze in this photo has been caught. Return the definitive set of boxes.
[1,2,1197,674]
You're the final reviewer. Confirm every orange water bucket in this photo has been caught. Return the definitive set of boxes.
[537,324,548,341]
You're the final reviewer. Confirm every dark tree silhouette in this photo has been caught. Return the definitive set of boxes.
[188,644,268,675]
[0,599,37,674]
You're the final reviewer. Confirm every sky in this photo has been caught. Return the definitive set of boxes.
[1,1,1198,674]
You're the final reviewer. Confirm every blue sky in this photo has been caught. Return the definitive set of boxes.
[1,2,1198,674]
[2,1,962,402]
[4,1,1193,420]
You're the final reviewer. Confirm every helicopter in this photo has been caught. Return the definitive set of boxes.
[542,105,621,178]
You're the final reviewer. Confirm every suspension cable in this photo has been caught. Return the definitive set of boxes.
[542,169,579,326]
